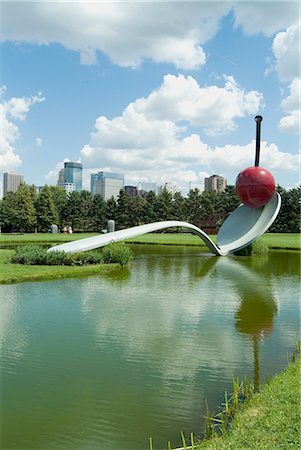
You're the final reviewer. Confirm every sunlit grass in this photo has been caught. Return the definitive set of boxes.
[0,232,299,249]
[0,249,119,284]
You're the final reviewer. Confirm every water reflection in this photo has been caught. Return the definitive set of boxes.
[212,258,277,388]
[0,248,299,450]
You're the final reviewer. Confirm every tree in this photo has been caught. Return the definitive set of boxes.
[76,190,94,231]
[91,194,106,231]
[49,186,68,228]
[0,192,16,232]
[141,191,158,224]
[105,197,118,226]
[13,184,37,231]
[184,188,203,224]
[35,185,59,232]
[270,185,301,233]
[155,188,175,221]
[116,190,133,228]
[173,191,186,221]
[64,191,82,230]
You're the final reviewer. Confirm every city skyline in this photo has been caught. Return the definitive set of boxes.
[1,2,299,197]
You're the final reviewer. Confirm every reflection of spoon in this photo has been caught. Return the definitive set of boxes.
[48,192,281,256]
[214,257,277,388]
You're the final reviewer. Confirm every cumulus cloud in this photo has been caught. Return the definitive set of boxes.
[1,2,297,69]
[272,22,300,82]
[270,23,300,134]
[80,74,297,190]
[233,2,298,36]
[279,78,300,134]
[35,137,43,147]
[0,2,231,69]
[0,88,45,171]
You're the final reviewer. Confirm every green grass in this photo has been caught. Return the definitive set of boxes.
[125,233,300,250]
[0,249,119,284]
[165,357,300,450]
[195,358,301,450]
[0,232,97,245]
[0,232,300,250]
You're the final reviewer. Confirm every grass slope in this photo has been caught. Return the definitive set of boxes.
[197,358,300,450]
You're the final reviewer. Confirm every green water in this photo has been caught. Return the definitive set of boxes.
[1,246,300,450]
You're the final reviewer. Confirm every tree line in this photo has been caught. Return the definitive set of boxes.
[0,183,299,233]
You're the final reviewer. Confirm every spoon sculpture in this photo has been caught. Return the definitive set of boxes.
[48,117,281,256]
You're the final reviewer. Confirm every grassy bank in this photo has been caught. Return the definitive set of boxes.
[0,249,120,284]
[198,358,300,450]
[168,357,300,450]
[0,232,300,250]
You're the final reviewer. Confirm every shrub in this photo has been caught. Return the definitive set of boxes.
[101,242,133,266]
[11,244,132,267]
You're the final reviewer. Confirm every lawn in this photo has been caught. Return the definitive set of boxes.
[0,249,119,284]
[194,357,300,450]
[0,232,300,250]
[125,232,300,249]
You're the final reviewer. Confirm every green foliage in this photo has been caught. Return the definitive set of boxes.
[101,242,133,266]
[34,185,59,232]
[11,245,104,266]
[270,185,301,233]
[91,194,106,231]
[11,243,133,267]
[0,183,299,233]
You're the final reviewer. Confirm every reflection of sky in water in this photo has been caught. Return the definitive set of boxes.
[0,248,300,450]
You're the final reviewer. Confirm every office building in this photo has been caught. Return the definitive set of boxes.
[57,168,65,185]
[138,182,157,194]
[57,182,76,194]
[204,174,227,193]
[125,185,138,197]
[3,172,24,196]
[157,182,178,196]
[90,171,124,200]
[64,162,82,192]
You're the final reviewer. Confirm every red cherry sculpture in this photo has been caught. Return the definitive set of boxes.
[236,166,275,208]
[235,115,276,208]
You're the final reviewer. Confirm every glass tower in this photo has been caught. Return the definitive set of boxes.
[64,162,82,192]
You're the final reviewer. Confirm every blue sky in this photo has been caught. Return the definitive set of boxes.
[0,1,299,196]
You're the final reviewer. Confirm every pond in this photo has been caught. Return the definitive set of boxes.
[1,245,300,450]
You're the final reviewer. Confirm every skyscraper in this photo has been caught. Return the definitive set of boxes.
[3,172,24,196]
[90,171,124,200]
[64,162,82,192]
[204,174,227,193]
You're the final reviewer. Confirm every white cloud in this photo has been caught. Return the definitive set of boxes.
[270,23,300,134]
[279,78,300,134]
[0,2,231,69]
[1,2,298,70]
[35,137,42,146]
[45,158,69,183]
[233,2,298,36]
[80,74,297,191]
[272,22,300,82]
[0,89,45,171]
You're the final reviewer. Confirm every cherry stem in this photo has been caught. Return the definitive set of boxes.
[254,115,263,167]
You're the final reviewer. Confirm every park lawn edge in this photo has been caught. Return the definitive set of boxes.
[0,233,300,250]
[170,357,300,450]
[196,358,300,450]
[0,249,121,285]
